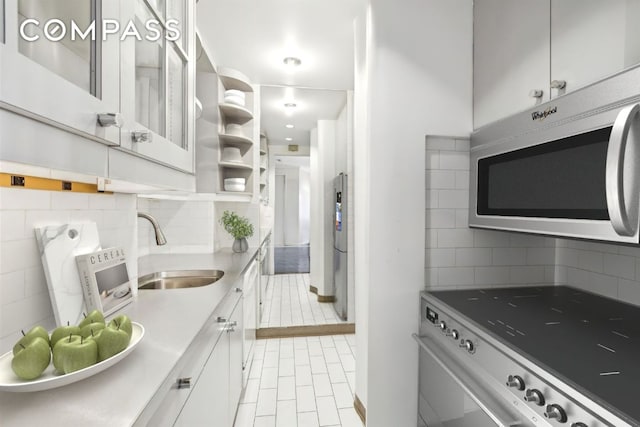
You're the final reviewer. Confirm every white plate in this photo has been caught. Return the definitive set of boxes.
[0,322,145,392]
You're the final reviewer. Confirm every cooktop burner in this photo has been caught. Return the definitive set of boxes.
[430,285,640,425]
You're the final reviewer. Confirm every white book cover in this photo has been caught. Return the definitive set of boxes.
[75,247,133,317]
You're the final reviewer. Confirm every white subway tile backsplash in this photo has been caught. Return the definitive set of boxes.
[509,233,546,248]
[439,151,470,170]
[474,266,511,285]
[509,266,546,284]
[425,150,440,170]
[437,229,474,248]
[527,247,556,266]
[438,267,475,286]
[426,209,456,229]
[1,210,25,241]
[24,266,48,297]
[425,190,438,209]
[0,270,25,305]
[437,190,468,209]
[603,253,636,280]
[473,230,511,248]
[426,170,457,189]
[425,249,456,268]
[455,248,492,267]
[455,209,468,228]
[88,193,117,210]
[455,139,470,152]
[425,136,456,151]
[618,279,640,306]
[51,192,89,210]
[577,250,604,273]
[492,248,526,266]
[455,171,470,189]
[1,238,40,274]
[0,188,50,210]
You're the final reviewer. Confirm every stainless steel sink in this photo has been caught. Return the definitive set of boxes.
[138,270,225,290]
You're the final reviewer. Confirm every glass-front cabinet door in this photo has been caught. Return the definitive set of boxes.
[119,0,194,173]
[0,0,121,145]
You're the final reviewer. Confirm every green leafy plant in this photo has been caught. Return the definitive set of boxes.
[220,210,254,239]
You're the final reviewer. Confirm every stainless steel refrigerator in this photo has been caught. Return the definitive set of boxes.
[333,173,348,320]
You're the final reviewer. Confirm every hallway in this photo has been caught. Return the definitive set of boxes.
[261,274,344,328]
[233,334,362,427]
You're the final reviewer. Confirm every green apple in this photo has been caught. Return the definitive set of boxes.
[50,322,81,349]
[108,315,133,340]
[13,325,50,355]
[78,310,105,329]
[53,335,98,374]
[79,322,105,339]
[95,324,130,362]
[11,336,51,380]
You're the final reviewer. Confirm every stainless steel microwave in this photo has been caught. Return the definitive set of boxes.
[470,65,640,243]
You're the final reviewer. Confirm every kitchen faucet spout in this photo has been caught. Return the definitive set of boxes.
[137,212,167,245]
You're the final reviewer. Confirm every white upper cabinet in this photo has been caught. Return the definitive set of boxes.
[118,0,195,173]
[474,0,550,129]
[474,0,640,129]
[550,0,640,96]
[0,0,121,145]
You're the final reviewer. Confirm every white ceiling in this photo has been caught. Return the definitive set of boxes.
[197,0,364,147]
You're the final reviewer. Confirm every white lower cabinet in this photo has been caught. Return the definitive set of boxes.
[140,291,244,427]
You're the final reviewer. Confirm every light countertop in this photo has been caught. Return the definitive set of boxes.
[0,247,259,426]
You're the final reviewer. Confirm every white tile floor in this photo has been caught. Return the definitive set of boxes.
[234,334,362,427]
[261,274,346,328]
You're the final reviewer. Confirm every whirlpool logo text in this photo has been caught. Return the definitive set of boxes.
[531,106,558,121]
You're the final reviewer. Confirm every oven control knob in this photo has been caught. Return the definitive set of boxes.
[571,423,587,427]
[438,320,447,331]
[544,404,567,423]
[446,329,460,340]
[463,340,474,353]
[524,389,545,406]
[506,375,525,391]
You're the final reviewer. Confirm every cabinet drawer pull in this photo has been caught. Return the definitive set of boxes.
[97,113,122,128]
[132,131,152,143]
[177,377,192,389]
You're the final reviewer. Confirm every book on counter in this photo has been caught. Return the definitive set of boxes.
[75,247,133,317]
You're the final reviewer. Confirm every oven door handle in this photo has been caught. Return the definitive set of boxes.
[412,334,523,427]
[606,103,640,237]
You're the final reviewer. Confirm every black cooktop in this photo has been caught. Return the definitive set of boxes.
[429,286,640,425]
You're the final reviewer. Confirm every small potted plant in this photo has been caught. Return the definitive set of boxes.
[220,210,254,253]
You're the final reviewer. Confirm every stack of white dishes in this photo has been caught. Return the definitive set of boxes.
[221,146,242,163]
[224,178,246,192]
[224,90,245,107]
[226,123,244,136]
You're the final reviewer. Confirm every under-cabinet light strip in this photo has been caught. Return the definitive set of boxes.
[0,173,112,194]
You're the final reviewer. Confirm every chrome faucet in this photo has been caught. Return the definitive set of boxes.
[137,212,167,246]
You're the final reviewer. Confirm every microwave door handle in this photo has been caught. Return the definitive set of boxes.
[606,103,640,237]
[413,334,522,427]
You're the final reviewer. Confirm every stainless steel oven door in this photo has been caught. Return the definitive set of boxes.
[414,334,528,427]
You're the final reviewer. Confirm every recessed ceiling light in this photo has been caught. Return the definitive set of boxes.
[286,137,293,141]
[283,57,302,67]
[285,124,294,129]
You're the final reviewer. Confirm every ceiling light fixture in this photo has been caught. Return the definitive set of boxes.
[284,102,297,108]
[283,57,302,67]
[286,137,293,141]
[285,124,294,129]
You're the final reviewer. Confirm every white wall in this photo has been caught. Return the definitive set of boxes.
[310,122,337,296]
[355,1,473,425]
[0,188,137,354]
[274,164,310,246]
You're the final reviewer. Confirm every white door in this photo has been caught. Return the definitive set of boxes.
[275,174,285,246]
[1,0,121,144]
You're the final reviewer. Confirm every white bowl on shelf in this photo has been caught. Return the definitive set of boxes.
[224,178,246,192]
[225,124,244,136]
[221,147,242,163]
[224,95,246,107]
[224,89,245,100]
